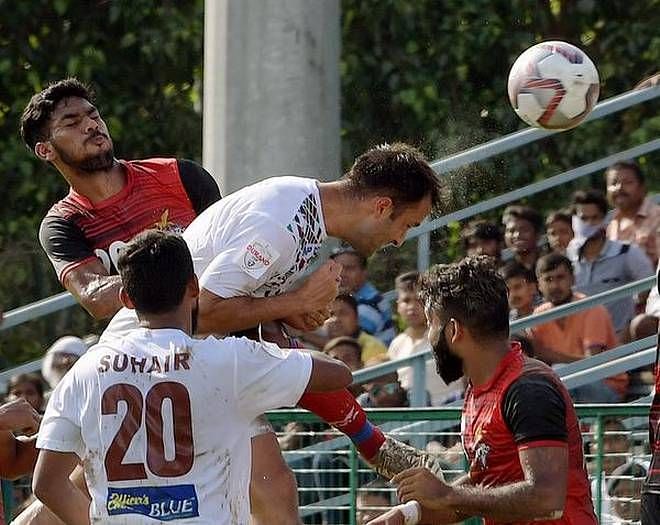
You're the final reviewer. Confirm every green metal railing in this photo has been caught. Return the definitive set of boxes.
[268,404,651,525]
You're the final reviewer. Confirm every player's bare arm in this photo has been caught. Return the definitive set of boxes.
[32,450,91,525]
[197,260,341,334]
[63,259,122,319]
[394,445,568,522]
[306,351,353,392]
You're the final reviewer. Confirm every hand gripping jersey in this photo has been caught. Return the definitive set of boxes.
[462,345,597,525]
[36,329,312,524]
[40,158,219,282]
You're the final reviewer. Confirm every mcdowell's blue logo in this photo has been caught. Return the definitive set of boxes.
[106,484,199,521]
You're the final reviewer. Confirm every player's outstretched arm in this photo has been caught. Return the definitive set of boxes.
[64,260,123,319]
[394,445,568,522]
[197,260,341,334]
[32,450,91,525]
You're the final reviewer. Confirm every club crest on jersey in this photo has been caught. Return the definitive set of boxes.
[106,484,199,521]
[474,441,491,471]
[238,238,280,279]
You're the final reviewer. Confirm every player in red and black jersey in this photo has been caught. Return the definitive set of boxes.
[368,256,596,525]
[20,78,220,319]
[642,265,660,524]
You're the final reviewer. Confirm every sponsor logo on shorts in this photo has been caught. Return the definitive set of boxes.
[238,238,280,279]
[106,484,199,521]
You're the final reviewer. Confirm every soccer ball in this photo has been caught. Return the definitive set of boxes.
[507,41,600,130]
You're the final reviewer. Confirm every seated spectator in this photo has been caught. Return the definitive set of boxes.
[606,459,648,525]
[330,248,395,344]
[325,294,387,364]
[568,189,653,334]
[499,261,540,320]
[324,336,364,396]
[502,204,544,270]
[461,220,503,261]
[356,479,394,525]
[357,371,409,408]
[41,336,88,398]
[605,160,660,264]
[530,253,625,401]
[5,374,44,413]
[388,271,458,405]
[545,209,574,254]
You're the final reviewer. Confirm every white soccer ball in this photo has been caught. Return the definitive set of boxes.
[507,41,600,130]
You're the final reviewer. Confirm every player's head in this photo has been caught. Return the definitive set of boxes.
[536,253,574,306]
[419,256,510,383]
[330,247,368,293]
[395,271,426,329]
[20,77,114,172]
[117,230,199,323]
[502,205,543,256]
[545,210,573,254]
[461,220,503,259]
[341,142,442,255]
[605,160,646,212]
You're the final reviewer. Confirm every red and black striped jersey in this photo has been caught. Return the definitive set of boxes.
[462,344,596,525]
[39,158,220,283]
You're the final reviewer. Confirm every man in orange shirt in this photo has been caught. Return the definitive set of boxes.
[605,160,660,265]
[529,253,624,401]
[530,253,617,362]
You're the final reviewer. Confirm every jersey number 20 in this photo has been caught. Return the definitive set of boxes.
[102,382,194,482]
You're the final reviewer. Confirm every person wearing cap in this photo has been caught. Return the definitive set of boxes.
[41,336,89,400]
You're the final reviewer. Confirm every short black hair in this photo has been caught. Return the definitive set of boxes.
[545,209,573,228]
[502,205,544,234]
[20,78,94,151]
[117,230,194,315]
[395,271,420,292]
[344,142,443,211]
[330,247,367,269]
[571,189,608,218]
[7,373,44,399]
[419,256,510,340]
[605,160,645,185]
[334,293,358,315]
[536,252,573,277]
[461,220,503,251]
[498,260,537,284]
[323,336,362,360]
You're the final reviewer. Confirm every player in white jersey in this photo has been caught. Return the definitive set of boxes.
[103,142,445,524]
[32,230,352,525]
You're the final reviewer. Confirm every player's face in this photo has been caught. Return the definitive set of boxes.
[546,220,573,253]
[332,253,367,293]
[396,290,426,329]
[45,97,114,171]
[538,265,574,306]
[607,167,645,211]
[505,276,537,312]
[504,218,538,255]
[352,195,432,256]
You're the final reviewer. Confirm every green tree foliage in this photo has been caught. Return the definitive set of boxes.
[0,0,658,364]
[0,0,204,363]
[341,0,660,289]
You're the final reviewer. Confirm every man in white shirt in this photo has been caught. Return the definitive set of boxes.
[102,143,445,523]
[32,230,352,525]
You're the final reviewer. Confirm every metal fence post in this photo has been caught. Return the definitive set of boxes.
[349,445,358,525]
[417,231,431,272]
[595,415,604,522]
[411,355,427,408]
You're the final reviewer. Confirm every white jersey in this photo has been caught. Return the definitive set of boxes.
[37,328,312,524]
[103,176,327,341]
